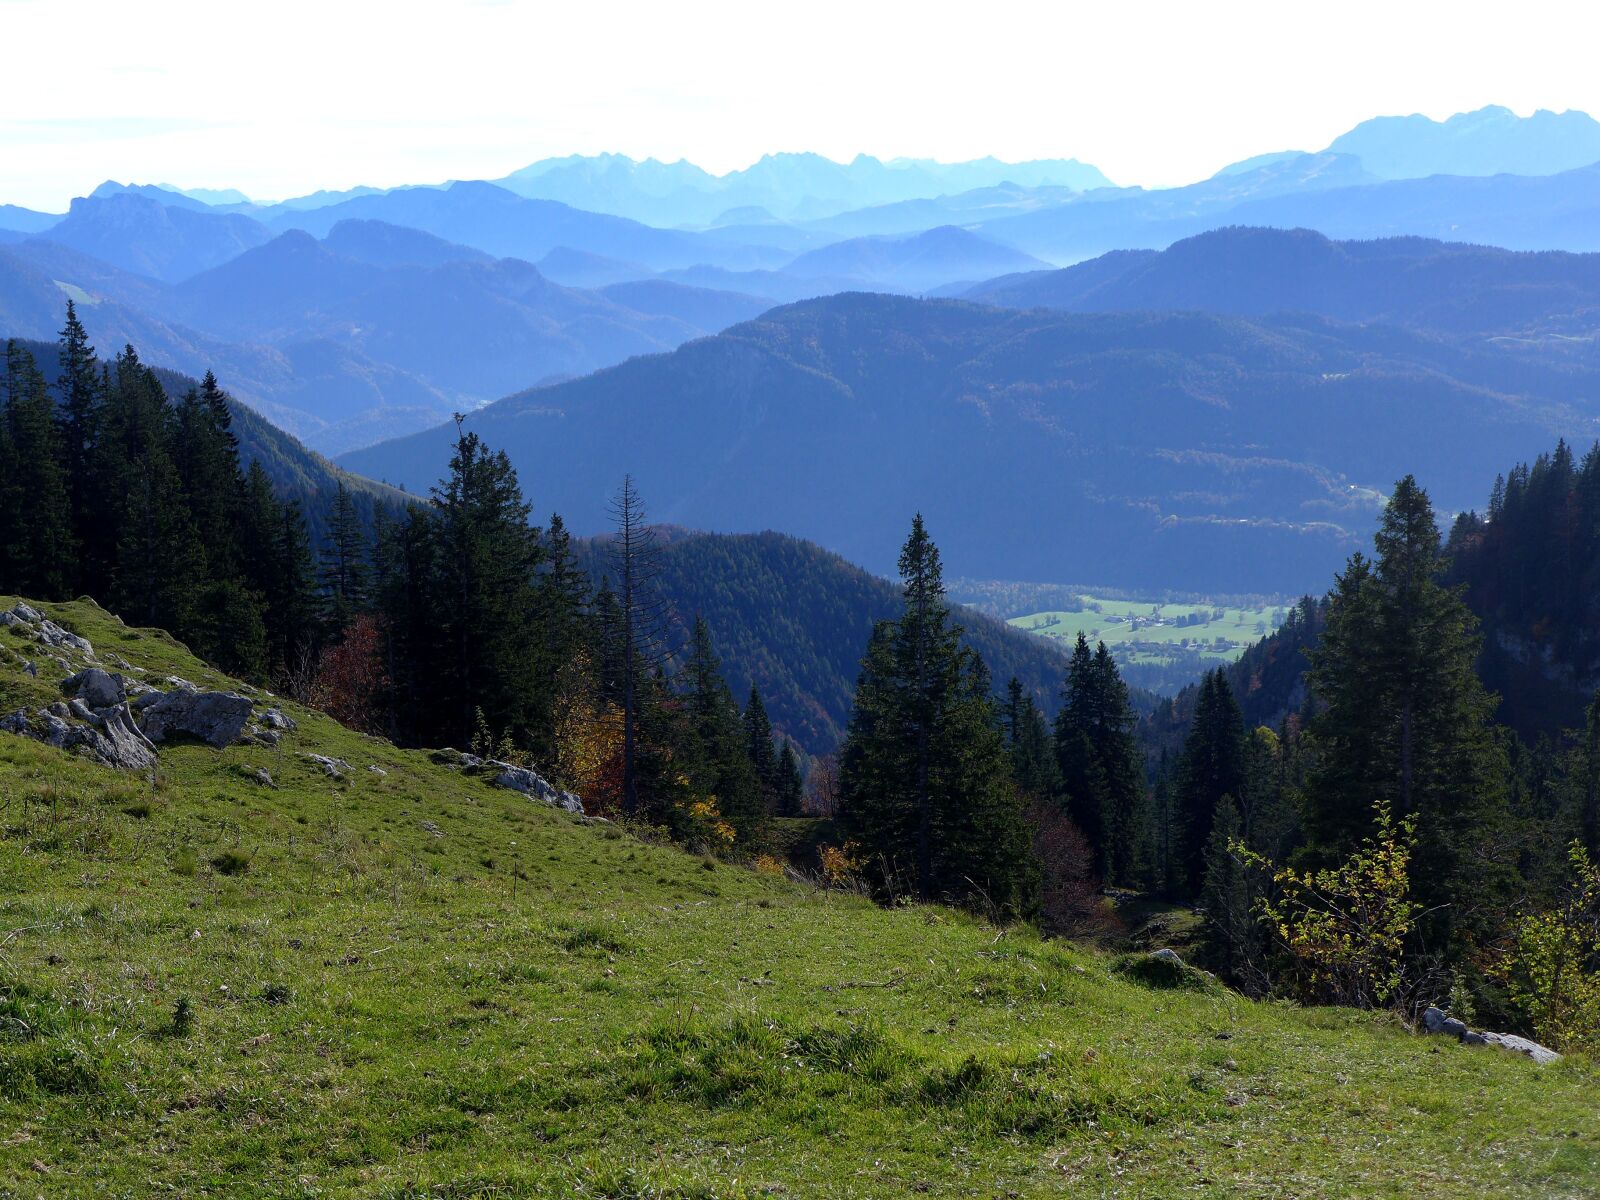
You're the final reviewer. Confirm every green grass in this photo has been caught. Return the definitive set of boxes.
[1010,594,1288,669]
[2,597,1597,1197]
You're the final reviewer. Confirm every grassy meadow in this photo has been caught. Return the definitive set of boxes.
[1,598,1596,1198]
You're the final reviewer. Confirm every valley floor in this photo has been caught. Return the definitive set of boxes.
[1,600,1597,1198]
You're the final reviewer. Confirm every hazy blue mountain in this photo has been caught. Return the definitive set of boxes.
[3,213,779,455]
[266,180,789,271]
[535,247,656,288]
[1216,160,1600,252]
[495,151,1113,225]
[1211,151,1307,178]
[595,279,769,330]
[973,153,1374,262]
[264,185,387,212]
[0,204,62,234]
[36,192,273,282]
[341,292,1600,595]
[655,265,865,304]
[962,226,1600,333]
[0,244,456,451]
[164,230,767,404]
[321,219,491,268]
[780,225,1048,292]
[163,185,254,206]
[88,180,218,212]
[1326,105,1600,179]
[805,183,1082,238]
[976,153,1600,261]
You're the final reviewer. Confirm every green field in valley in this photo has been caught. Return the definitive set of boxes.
[1009,595,1289,692]
[2,597,1596,1198]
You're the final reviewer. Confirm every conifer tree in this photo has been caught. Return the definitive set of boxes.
[683,616,765,842]
[1200,796,1262,990]
[1054,635,1146,884]
[839,516,1037,913]
[774,740,805,817]
[608,476,664,817]
[1305,475,1513,955]
[1174,670,1248,894]
[318,480,370,632]
[57,302,102,589]
[2,342,74,597]
[428,420,543,748]
[1004,677,1061,800]
[743,685,779,809]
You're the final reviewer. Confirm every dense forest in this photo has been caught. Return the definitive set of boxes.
[4,307,1600,1055]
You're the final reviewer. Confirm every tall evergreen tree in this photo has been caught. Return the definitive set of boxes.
[839,516,1037,914]
[428,420,543,748]
[683,616,765,842]
[1174,670,1248,894]
[608,476,664,817]
[56,302,102,590]
[1305,476,1513,956]
[1054,635,1146,884]
[318,480,370,632]
[774,740,805,818]
[2,342,74,597]
[743,685,779,810]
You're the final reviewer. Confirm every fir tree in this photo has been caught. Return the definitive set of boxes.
[1305,475,1513,956]
[1174,670,1248,894]
[1200,795,1262,990]
[428,420,543,748]
[683,617,765,842]
[839,516,1037,914]
[1054,635,1146,884]
[774,740,805,818]
[2,342,74,597]
[56,302,102,590]
[318,481,370,633]
[743,685,779,810]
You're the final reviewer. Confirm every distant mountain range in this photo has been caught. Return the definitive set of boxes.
[341,283,1600,595]
[962,226,1600,334]
[1324,106,1600,180]
[493,151,1116,226]
[0,207,776,453]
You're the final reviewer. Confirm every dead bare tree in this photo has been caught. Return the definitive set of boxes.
[607,476,668,818]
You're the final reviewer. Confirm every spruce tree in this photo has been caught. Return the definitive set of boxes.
[318,480,370,632]
[1305,475,1513,955]
[683,617,765,842]
[1174,670,1248,895]
[428,421,543,748]
[1054,635,1146,884]
[774,740,805,818]
[839,516,1037,913]
[743,686,779,810]
[57,302,102,590]
[2,342,75,597]
[1199,796,1261,989]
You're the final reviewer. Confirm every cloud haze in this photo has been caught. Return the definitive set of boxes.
[3,0,1599,208]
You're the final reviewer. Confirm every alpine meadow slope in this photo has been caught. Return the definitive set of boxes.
[1,596,1596,1198]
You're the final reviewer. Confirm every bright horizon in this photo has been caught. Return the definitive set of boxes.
[3,0,1600,210]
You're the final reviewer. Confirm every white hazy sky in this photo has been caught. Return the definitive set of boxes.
[3,0,1600,211]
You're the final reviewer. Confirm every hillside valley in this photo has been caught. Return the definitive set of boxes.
[342,289,1600,594]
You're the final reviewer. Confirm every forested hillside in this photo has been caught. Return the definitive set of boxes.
[344,291,1600,594]
[572,529,1074,756]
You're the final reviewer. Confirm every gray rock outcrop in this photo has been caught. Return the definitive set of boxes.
[138,689,254,749]
[1421,1006,1560,1064]
[3,602,94,657]
[492,762,585,813]
[63,668,124,710]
